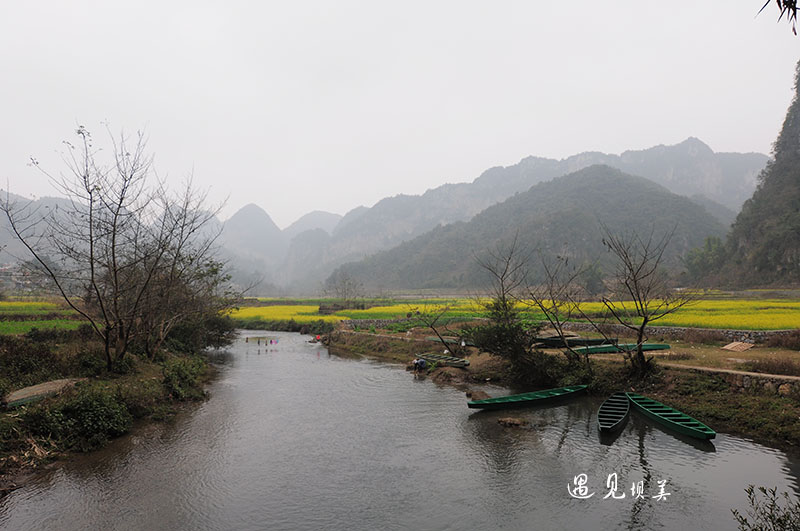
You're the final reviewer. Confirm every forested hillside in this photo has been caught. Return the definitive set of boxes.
[726,61,800,284]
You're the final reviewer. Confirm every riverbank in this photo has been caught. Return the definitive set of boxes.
[0,334,214,498]
[327,329,800,455]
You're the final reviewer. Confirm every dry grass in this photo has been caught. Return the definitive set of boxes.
[740,358,800,377]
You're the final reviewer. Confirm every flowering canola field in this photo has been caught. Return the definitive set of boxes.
[230,298,800,331]
[3,297,799,333]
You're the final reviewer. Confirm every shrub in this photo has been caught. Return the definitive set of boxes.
[765,330,800,350]
[662,352,694,361]
[19,386,132,451]
[0,415,20,453]
[732,485,800,530]
[0,336,63,386]
[232,318,334,336]
[682,328,729,344]
[60,387,132,450]
[75,349,106,377]
[116,379,164,419]
[0,377,10,401]
[162,356,207,401]
[165,314,238,354]
[112,354,137,375]
[741,358,800,377]
[24,323,95,343]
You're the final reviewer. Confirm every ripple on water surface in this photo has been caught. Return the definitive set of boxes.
[1,331,798,531]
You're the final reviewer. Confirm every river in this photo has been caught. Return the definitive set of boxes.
[1,331,798,530]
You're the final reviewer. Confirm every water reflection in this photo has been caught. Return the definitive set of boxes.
[0,331,797,531]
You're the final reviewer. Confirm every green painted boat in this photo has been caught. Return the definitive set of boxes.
[467,385,588,410]
[418,353,470,367]
[597,392,630,433]
[626,392,716,440]
[424,337,475,347]
[535,337,617,348]
[572,343,671,355]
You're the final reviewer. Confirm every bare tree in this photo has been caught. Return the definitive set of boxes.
[1,127,233,370]
[408,301,469,358]
[473,234,528,325]
[133,185,235,358]
[525,255,595,369]
[601,226,695,375]
[468,236,543,372]
[324,270,364,305]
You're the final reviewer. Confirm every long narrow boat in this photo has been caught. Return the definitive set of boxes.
[572,343,671,355]
[467,385,588,410]
[626,392,716,440]
[534,337,618,348]
[424,337,475,347]
[597,392,630,433]
[418,353,470,368]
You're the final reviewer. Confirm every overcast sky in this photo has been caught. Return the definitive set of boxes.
[1,1,798,228]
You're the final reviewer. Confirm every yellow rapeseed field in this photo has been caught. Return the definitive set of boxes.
[228,297,800,331]
[228,305,344,323]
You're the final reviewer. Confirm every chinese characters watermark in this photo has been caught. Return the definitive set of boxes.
[568,474,671,501]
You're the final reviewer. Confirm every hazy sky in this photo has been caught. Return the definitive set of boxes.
[1,1,798,228]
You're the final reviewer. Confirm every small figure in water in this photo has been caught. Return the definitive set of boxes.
[413,357,427,374]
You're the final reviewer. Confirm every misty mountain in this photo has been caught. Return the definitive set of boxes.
[687,195,738,228]
[216,203,287,290]
[561,137,766,211]
[219,203,286,261]
[275,138,764,291]
[0,192,76,263]
[283,210,342,241]
[328,165,728,291]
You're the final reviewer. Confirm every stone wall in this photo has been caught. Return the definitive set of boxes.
[670,365,800,397]
[342,318,413,329]
[561,322,796,344]
[343,318,796,344]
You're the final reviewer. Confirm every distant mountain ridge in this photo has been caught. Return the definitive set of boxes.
[329,165,728,291]
[2,137,769,294]
[275,138,765,291]
[283,210,342,240]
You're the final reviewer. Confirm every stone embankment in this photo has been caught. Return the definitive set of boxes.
[343,318,796,344]
[661,363,800,397]
[562,322,795,343]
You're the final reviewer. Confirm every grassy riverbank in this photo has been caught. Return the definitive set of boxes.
[0,331,213,495]
[327,329,800,455]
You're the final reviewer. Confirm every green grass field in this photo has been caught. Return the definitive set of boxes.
[0,319,85,335]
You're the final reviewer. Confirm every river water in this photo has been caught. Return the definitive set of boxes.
[1,331,798,531]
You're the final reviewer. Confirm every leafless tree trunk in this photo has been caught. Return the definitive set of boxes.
[601,226,695,375]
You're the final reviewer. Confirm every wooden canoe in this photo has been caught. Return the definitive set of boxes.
[418,353,470,367]
[535,337,618,348]
[572,343,671,355]
[597,392,630,433]
[467,385,588,410]
[626,392,716,440]
[424,337,475,347]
